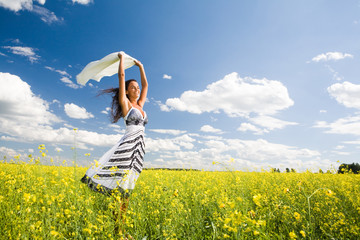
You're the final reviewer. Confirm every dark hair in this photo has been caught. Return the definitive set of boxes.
[99,79,137,123]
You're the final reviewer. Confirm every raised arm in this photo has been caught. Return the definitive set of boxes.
[135,60,148,108]
[118,53,131,116]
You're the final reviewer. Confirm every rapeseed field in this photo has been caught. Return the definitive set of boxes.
[0,150,359,239]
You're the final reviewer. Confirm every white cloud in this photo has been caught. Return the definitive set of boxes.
[237,123,266,135]
[320,110,327,113]
[314,115,360,135]
[328,81,360,109]
[0,1,63,24]
[72,0,93,5]
[101,107,111,114]
[0,0,39,12]
[60,77,81,89]
[249,115,297,131]
[149,136,327,172]
[237,116,297,135]
[335,145,345,150]
[146,134,196,152]
[55,147,63,152]
[0,146,18,157]
[331,151,350,156]
[311,52,353,62]
[149,129,187,135]
[3,46,39,62]
[0,72,61,125]
[200,125,223,134]
[31,5,63,24]
[45,66,71,78]
[0,73,128,150]
[64,103,94,119]
[163,74,172,80]
[0,52,6,57]
[162,72,294,117]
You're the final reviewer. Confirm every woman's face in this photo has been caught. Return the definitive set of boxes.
[126,81,140,100]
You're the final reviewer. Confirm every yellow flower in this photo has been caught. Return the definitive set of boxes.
[173,189,179,197]
[326,189,335,197]
[83,228,91,235]
[294,212,301,221]
[50,230,60,237]
[253,194,262,206]
[289,231,297,239]
[284,188,290,193]
[253,230,260,236]
[300,230,306,237]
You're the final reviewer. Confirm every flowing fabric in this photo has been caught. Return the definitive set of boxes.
[76,51,138,86]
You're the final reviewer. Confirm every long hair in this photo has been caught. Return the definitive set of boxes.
[99,79,137,123]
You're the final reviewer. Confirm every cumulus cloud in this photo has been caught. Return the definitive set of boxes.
[0,146,18,157]
[0,0,43,12]
[148,136,327,172]
[162,72,294,117]
[311,52,353,62]
[0,0,63,24]
[149,129,187,135]
[3,46,39,62]
[163,74,172,80]
[0,72,61,125]
[314,115,360,136]
[64,103,94,119]
[200,125,223,134]
[0,72,133,150]
[328,81,360,109]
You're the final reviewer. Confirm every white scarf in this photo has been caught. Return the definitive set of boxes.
[76,51,137,86]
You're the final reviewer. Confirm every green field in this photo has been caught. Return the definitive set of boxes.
[0,160,359,239]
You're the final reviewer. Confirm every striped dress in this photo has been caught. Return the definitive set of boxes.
[81,107,148,197]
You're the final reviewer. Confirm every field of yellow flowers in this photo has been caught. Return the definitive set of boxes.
[1,153,359,239]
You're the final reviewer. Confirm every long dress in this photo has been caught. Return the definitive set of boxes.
[81,107,148,197]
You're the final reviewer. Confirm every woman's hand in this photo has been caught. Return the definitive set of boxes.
[134,59,143,68]
[118,52,123,59]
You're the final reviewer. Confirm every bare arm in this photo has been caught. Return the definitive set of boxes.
[135,60,148,108]
[118,53,131,116]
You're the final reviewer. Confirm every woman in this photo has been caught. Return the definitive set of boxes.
[81,52,148,231]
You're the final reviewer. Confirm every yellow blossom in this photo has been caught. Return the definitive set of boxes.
[294,212,301,221]
[289,231,297,239]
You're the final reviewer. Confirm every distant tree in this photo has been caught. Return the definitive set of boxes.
[270,168,280,173]
[318,169,324,174]
[286,168,290,173]
[291,168,296,173]
[338,163,360,174]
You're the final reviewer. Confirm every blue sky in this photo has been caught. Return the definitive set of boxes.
[1,0,360,171]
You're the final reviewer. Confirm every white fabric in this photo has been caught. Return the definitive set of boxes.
[76,51,137,86]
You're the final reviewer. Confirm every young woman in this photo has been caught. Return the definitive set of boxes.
[81,52,148,234]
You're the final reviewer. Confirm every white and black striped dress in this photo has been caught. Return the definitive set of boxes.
[81,107,148,197]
